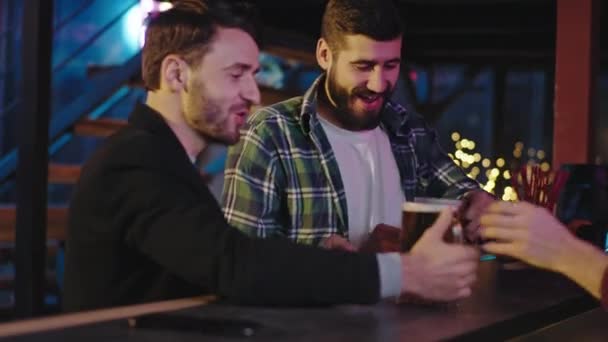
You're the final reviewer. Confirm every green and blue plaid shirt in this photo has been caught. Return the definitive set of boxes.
[222,75,479,246]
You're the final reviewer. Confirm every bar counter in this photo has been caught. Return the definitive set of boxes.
[0,260,602,341]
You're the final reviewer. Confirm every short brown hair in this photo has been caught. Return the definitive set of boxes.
[141,0,260,90]
[321,0,403,52]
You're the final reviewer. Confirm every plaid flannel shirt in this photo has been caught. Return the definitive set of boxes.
[222,75,480,246]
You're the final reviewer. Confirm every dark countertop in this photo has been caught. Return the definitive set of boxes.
[1,261,599,341]
[509,308,608,342]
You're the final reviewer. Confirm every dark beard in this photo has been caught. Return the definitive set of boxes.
[323,68,392,131]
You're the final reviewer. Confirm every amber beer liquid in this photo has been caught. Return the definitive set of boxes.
[398,198,463,305]
[401,198,462,252]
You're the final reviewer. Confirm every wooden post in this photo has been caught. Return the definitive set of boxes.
[15,0,54,317]
[552,0,600,168]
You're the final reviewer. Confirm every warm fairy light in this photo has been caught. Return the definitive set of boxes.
[541,162,551,172]
[513,149,522,158]
[450,135,541,199]
[484,180,496,192]
[537,150,546,160]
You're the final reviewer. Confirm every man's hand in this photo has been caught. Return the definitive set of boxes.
[401,208,480,301]
[320,234,357,252]
[479,201,608,299]
[479,201,573,272]
[459,190,495,243]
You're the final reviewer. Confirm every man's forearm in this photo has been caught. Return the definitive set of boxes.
[556,235,608,299]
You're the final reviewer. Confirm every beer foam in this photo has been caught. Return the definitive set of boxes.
[402,198,461,213]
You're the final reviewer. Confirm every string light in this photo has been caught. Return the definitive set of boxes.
[541,162,551,172]
[537,150,546,160]
[513,149,522,158]
[449,136,548,201]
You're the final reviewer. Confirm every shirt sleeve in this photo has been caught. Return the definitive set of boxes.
[377,253,402,298]
[112,162,381,306]
[222,121,285,238]
[414,120,480,199]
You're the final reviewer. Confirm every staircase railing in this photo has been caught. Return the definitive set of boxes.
[0,0,142,183]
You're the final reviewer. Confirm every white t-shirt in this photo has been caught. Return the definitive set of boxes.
[318,116,405,247]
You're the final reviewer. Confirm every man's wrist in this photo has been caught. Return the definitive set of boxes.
[557,236,608,298]
[399,254,422,296]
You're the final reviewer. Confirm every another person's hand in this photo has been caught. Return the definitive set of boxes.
[459,190,495,243]
[479,201,574,272]
[401,208,480,301]
[320,234,357,252]
[480,201,608,299]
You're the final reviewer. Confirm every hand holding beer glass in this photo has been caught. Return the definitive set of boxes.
[398,198,480,304]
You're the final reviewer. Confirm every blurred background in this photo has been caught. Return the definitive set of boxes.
[0,0,605,317]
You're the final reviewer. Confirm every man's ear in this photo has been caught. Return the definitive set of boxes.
[160,54,188,92]
[316,38,333,72]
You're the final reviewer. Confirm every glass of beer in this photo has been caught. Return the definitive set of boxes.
[401,197,463,252]
[399,197,464,306]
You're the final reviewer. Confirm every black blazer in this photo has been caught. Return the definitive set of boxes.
[63,103,380,311]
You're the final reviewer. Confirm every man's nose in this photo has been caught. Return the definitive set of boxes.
[367,70,387,94]
[242,76,261,105]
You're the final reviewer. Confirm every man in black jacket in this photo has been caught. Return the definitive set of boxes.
[63,0,480,311]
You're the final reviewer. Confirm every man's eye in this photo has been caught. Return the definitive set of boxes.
[385,63,399,70]
[231,73,243,79]
[354,64,373,71]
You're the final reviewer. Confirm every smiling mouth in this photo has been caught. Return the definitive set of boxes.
[233,111,248,125]
[355,93,384,107]
[359,94,380,103]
